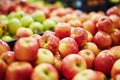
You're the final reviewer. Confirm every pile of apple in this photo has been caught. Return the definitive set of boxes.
[0,4,120,80]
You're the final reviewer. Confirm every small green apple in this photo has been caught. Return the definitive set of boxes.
[1,35,13,42]
[29,22,44,34]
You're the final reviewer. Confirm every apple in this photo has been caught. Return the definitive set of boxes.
[54,22,71,39]
[110,28,120,46]
[93,31,112,49]
[111,59,120,78]
[40,32,60,54]
[0,21,7,37]
[96,16,114,34]
[14,37,39,61]
[58,37,79,57]
[68,19,82,27]
[13,11,25,20]
[82,20,96,35]
[61,54,87,80]
[78,13,89,23]
[32,10,46,23]
[43,19,56,31]
[109,14,120,29]
[5,61,33,80]
[16,27,33,38]
[94,50,117,76]
[35,48,54,66]
[0,58,7,80]
[72,69,106,80]
[70,27,88,49]
[29,22,44,34]
[110,46,120,59]
[20,15,34,27]
[0,39,10,55]
[86,30,93,42]
[1,51,16,64]
[110,74,120,80]
[7,18,22,35]
[31,63,59,80]
[78,49,95,69]
[1,35,13,42]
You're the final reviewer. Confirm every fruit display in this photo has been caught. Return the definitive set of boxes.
[0,0,120,80]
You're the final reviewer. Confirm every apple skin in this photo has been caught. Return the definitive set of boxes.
[5,61,33,80]
[35,48,54,66]
[72,69,106,80]
[82,42,100,56]
[111,59,120,78]
[110,29,120,46]
[14,37,39,61]
[93,31,112,49]
[86,31,93,42]
[110,46,120,59]
[96,16,114,34]
[54,22,71,39]
[1,51,16,64]
[78,49,95,69]
[58,37,79,58]
[68,19,82,27]
[110,74,120,80]
[94,50,117,76]
[16,27,33,38]
[40,31,60,54]
[109,14,120,29]
[70,27,88,49]
[61,54,87,80]
[0,40,10,55]
[0,21,7,37]
[0,59,7,80]
[31,63,59,80]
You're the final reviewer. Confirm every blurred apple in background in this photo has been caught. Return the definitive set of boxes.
[29,22,44,34]
[94,50,117,76]
[1,51,16,65]
[5,61,33,80]
[72,69,106,80]
[110,46,120,59]
[70,27,88,49]
[16,27,33,38]
[35,48,54,66]
[0,21,7,37]
[93,31,112,49]
[1,35,13,42]
[68,19,82,27]
[7,18,22,35]
[0,40,10,55]
[61,54,87,80]
[31,63,59,80]
[14,37,39,61]
[54,22,71,39]
[0,59,7,80]
[58,37,79,57]
[78,49,95,69]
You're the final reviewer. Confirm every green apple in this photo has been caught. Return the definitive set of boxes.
[32,10,46,23]
[7,18,22,35]
[29,22,44,34]
[7,12,16,19]
[1,35,13,42]
[14,11,25,20]
[0,15,7,21]
[21,15,34,27]
[43,19,56,31]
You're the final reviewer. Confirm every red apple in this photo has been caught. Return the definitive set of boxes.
[31,63,59,80]
[86,30,93,42]
[40,31,60,54]
[35,48,54,66]
[1,51,16,64]
[93,31,112,49]
[68,19,82,27]
[110,28,120,46]
[16,27,33,38]
[70,27,88,49]
[110,46,120,59]
[111,59,120,78]
[94,50,117,76]
[78,49,95,69]
[5,61,33,80]
[72,69,106,80]
[82,42,100,56]
[58,37,79,57]
[109,14,120,29]
[110,74,120,80]
[0,40,10,55]
[14,37,39,61]
[61,54,87,80]
[0,59,7,80]
[96,16,114,34]
[54,22,71,39]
